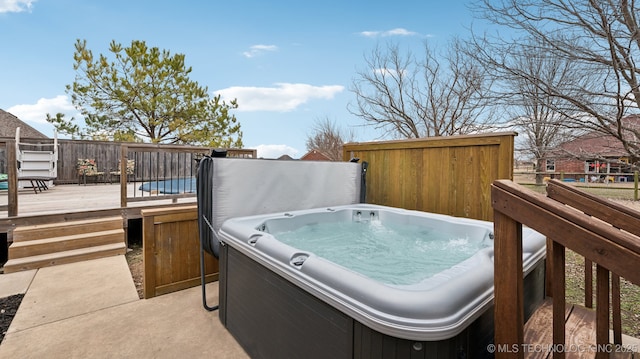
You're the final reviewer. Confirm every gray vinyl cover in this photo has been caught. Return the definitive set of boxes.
[209,158,362,234]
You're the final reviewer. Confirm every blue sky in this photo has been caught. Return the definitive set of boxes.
[0,0,479,158]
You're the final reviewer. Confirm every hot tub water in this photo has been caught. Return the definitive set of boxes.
[270,217,492,286]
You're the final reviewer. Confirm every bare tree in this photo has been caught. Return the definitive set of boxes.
[349,40,495,139]
[471,0,640,165]
[486,40,582,184]
[305,117,354,161]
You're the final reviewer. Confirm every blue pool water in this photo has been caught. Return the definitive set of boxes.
[0,174,7,190]
[138,177,196,194]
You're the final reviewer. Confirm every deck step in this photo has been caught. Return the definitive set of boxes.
[2,242,127,273]
[3,215,126,273]
[12,216,124,242]
[524,298,636,358]
[8,229,124,258]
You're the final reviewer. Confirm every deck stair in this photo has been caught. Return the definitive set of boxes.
[2,216,126,273]
[524,298,638,358]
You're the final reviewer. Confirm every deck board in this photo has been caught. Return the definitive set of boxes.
[524,298,572,359]
[524,298,637,358]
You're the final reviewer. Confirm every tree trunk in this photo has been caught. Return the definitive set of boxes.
[535,157,545,186]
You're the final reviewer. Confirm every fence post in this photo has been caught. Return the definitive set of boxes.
[7,140,18,216]
[635,171,638,201]
[120,145,128,208]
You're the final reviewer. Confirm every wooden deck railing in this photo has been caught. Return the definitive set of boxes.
[1,139,256,217]
[118,144,255,207]
[492,179,640,358]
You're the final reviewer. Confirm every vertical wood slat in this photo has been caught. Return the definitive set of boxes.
[142,209,157,299]
[612,273,622,345]
[585,259,593,308]
[552,240,566,359]
[545,238,554,298]
[595,265,609,359]
[493,209,524,359]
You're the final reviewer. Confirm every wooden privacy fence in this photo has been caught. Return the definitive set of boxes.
[492,179,640,358]
[343,132,515,221]
[141,205,218,299]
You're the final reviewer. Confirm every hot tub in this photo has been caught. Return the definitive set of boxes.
[217,204,546,359]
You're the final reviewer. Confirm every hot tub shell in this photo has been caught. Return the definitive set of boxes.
[218,204,546,359]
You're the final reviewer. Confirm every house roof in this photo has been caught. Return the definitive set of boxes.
[0,109,48,139]
[277,154,295,160]
[550,115,640,159]
[554,131,627,158]
[300,150,332,161]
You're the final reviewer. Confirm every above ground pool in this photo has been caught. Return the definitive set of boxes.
[217,204,547,359]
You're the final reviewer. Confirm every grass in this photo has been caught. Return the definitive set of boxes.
[516,178,640,338]
[565,250,640,338]
[519,182,637,200]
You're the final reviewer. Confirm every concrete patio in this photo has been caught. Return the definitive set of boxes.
[0,255,248,359]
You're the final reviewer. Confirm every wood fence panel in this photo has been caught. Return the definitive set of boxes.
[343,132,515,221]
[142,205,218,298]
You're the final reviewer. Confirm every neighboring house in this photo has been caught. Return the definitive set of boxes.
[299,149,332,161]
[277,154,295,161]
[545,116,639,182]
[0,109,48,139]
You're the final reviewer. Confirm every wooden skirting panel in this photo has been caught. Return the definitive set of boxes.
[141,205,218,299]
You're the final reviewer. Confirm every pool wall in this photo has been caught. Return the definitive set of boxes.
[218,204,546,359]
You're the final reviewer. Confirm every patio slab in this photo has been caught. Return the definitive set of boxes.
[0,256,247,358]
[0,284,247,359]
[6,255,139,333]
[0,268,35,298]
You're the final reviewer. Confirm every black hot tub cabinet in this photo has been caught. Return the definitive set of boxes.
[217,204,546,359]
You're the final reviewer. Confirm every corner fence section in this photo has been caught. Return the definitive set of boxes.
[343,132,515,222]
[492,179,640,358]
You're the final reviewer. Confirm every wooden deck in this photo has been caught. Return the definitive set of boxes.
[0,183,196,235]
[0,183,195,217]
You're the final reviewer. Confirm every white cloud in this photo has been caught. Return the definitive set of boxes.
[360,31,379,37]
[0,0,35,13]
[385,28,417,36]
[359,28,423,38]
[242,44,278,58]
[216,83,344,112]
[255,144,300,159]
[7,95,79,124]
